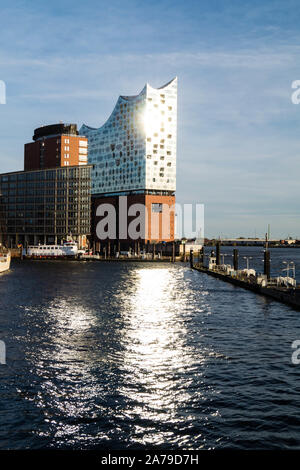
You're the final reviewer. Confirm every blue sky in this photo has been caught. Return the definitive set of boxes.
[0,0,300,238]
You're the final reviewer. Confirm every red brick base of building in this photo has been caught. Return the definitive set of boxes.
[91,193,175,249]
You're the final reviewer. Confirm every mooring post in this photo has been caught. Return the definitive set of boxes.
[264,250,271,280]
[233,249,239,271]
[200,246,204,266]
[190,250,194,268]
[216,241,221,266]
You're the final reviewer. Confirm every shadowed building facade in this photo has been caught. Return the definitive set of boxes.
[0,165,91,248]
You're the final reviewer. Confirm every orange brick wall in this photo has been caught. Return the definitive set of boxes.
[60,135,88,167]
[92,194,175,243]
[24,135,88,170]
[145,194,175,242]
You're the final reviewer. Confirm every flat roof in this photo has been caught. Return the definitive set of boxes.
[0,164,93,177]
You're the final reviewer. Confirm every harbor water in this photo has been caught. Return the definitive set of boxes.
[1,247,300,449]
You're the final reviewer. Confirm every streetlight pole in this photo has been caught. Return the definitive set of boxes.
[290,262,295,279]
[283,261,296,279]
[221,254,227,265]
[243,256,252,270]
[283,261,289,278]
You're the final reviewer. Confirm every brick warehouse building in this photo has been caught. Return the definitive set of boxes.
[80,78,177,250]
[24,123,88,171]
[0,124,91,248]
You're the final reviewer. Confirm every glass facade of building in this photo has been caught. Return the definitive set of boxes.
[0,165,91,246]
[80,78,177,195]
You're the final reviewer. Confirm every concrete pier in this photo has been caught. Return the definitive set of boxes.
[192,263,300,311]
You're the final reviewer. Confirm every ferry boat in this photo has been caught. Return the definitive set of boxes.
[0,250,11,273]
[26,240,78,258]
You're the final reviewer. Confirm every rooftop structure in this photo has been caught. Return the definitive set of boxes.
[80,78,177,195]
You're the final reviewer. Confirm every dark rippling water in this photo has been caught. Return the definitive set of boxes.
[1,247,300,450]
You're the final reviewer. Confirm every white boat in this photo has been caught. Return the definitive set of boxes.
[26,241,78,258]
[0,251,11,273]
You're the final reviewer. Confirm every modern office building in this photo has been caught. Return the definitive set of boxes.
[0,123,91,248]
[0,165,91,248]
[80,77,177,245]
[24,123,88,171]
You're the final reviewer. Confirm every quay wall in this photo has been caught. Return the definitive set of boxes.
[193,264,300,311]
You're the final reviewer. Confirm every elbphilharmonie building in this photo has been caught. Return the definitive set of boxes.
[80,78,177,244]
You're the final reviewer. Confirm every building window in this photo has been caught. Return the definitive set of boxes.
[152,203,162,213]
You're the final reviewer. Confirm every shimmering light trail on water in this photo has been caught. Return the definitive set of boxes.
[1,248,300,449]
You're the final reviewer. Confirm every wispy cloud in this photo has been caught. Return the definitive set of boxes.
[0,0,300,237]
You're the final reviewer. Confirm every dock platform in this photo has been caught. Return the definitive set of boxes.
[193,263,300,311]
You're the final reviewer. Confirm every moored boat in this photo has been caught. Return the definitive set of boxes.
[25,240,78,258]
[0,250,11,273]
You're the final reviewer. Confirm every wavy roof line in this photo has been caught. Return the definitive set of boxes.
[81,77,177,132]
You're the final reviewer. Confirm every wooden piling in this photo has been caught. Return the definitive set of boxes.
[190,250,194,268]
[233,249,239,271]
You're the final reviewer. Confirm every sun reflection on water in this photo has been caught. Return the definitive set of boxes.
[117,267,206,446]
[25,298,105,444]
[20,264,213,448]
